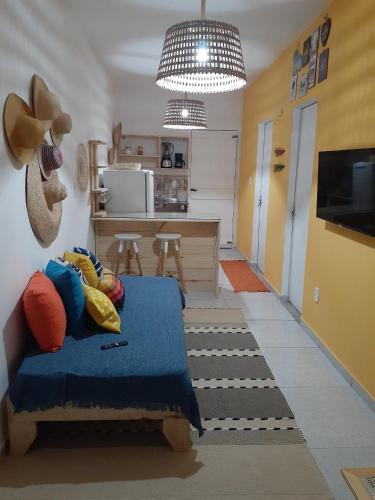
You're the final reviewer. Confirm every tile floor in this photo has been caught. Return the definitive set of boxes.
[187,248,375,500]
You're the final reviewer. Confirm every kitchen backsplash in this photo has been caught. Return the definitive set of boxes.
[154,175,188,201]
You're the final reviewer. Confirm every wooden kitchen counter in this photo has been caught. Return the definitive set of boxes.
[92,212,221,294]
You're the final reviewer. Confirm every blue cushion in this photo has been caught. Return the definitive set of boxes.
[74,247,103,276]
[45,260,85,335]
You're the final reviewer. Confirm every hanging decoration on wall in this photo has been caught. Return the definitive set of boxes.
[318,48,330,83]
[307,53,318,89]
[32,75,61,131]
[302,36,311,67]
[321,16,331,46]
[310,26,320,55]
[163,94,207,129]
[26,151,67,247]
[3,93,44,165]
[156,0,246,93]
[39,143,63,180]
[112,122,122,165]
[77,143,89,191]
[299,73,308,97]
[289,74,298,101]
[292,46,302,75]
[108,145,115,165]
[51,112,72,146]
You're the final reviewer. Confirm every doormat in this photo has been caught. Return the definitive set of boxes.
[220,260,270,292]
[185,308,304,445]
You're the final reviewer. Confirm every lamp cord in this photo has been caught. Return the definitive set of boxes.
[201,0,206,19]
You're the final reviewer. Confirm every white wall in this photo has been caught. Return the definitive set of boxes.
[0,0,113,447]
[112,74,243,136]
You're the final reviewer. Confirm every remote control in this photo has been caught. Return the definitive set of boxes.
[101,340,128,350]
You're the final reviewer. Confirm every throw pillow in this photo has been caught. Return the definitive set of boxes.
[55,257,87,285]
[23,271,66,352]
[45,260,86,335]
[98,268,125,311]
[64,252,99,288]
[73,246,103,277]
[83,285,121,333]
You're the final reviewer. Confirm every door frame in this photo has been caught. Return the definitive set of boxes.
[251,119,273,268]
[281,99,318,299]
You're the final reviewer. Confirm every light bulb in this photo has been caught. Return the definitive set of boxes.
[181,108,189,118]
[196,40,209,63]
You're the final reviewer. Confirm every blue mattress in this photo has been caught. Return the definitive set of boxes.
[10,276,203,435]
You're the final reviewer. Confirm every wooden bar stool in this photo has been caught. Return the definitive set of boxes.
[114,233,143,275]
[155,233,186,293]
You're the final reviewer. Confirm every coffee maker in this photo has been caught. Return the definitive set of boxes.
[174,153,185,168]
[161,142,174,168]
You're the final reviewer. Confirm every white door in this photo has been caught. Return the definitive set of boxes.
[190,130,238,247]
[251,121,273,273]
[288,103,317,311]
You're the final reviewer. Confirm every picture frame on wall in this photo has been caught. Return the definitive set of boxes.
[293,49,302,75]
[299,73,308,97]
[308,53,317,88]
[311,26,320,54]
[302,36,311,66]
[318,48,330,82]
[321,17,332,46]
[289,74,298,100]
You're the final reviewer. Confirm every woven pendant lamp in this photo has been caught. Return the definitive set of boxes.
[156,0,246,93]
[163,94,207,129]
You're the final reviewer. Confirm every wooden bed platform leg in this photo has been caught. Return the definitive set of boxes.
[7,399,37,455]
[162,417,191,451]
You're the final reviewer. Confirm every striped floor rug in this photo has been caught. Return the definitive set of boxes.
[185,308,304,445]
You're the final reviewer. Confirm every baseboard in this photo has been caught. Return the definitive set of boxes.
[248,263,280,296]
[300,319,375,413]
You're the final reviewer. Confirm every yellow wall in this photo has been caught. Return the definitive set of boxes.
[237,0,375,399]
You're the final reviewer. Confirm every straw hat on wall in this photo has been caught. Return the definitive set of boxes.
[3,93,45,165]
[51,112,72,146]
[38,143,63,180]
[32,75,61,131]
[26,152,67,247]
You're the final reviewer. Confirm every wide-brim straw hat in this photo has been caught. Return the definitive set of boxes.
[32,75,61,131]
[26,152,67,247]
[51,112,72,146]
[3,93,45,165]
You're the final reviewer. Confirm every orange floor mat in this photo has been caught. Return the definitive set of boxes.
[220,260,270,293]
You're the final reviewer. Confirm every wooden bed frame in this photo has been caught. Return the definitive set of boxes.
[7,398,191,455]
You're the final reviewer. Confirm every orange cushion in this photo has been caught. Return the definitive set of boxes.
[23,272,66,352]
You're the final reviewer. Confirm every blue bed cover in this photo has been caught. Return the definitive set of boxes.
[10,276,203,435]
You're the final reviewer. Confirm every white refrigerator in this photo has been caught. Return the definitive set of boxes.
[103,170,154,213]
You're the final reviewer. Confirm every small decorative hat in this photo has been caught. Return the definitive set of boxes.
[3,93,45,165]
[43,175,67,209]
[26,153,67,247]
[39,143,63,180]
[51,112,72,146]
[32,75,61,131]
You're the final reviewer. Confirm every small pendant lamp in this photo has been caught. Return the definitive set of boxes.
[156,0,247,93]
[163,93,207,129]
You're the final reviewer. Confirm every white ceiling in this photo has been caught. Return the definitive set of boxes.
[67,0,331,93]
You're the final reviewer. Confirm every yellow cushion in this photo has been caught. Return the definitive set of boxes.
[64,252,99,288]
[83,285,121,333]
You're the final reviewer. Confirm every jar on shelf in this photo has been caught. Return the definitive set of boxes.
[137,145,144,155]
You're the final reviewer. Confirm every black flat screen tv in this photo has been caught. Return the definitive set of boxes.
[317,148,375,236]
